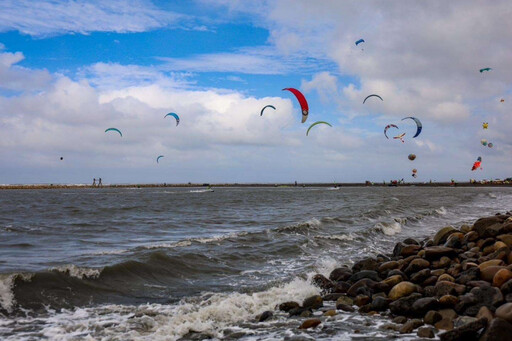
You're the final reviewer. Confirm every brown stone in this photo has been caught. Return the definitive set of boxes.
[472,216,505,237]
[438,318,487,341]
[434,226,457,245]
[401,245,421,257]
[323,309,337,317]
[380,275,403,289]
[493,268,512,287]
[481,266,506,282]
[476,306,494,323]
[399,318,423,334]
[497,234,512,247]
[279,301,300,312]
[480,317,512,341]
[435,281,466,296]
[435,309,458,331]
[424,246,456,260]
[353,295,370,307]
[405,258,430,274]
[496,302,512,323]
[388,281,418,301]
[298,318,321,329]
[439,295,459,308]
[335,296,353,307]
[302,295,323,309]
[438,274,455,282]
[378,261,399,273]
[479,259,505,271]
[424,310,442,325]
[417,326,436,338]
[432,269,446,276]
[463,231,479,244]
[444,232,464,248]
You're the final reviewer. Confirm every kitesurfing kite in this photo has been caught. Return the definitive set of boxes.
[481,139,488,146]
[355,39,365,46]
[157,155,164,163]
[260,105,276,116]
[105,128,122,137]
[306,121,332,136]
[408,154,416,161]
[471,157,482,171]
[483,122,488,129]
[479,68,492,73]
[363,94,383,104]
[412,169,417,178]
[165,113,180,126]
[283,88,309,123]
[384,124,398,139]
[394,133,406,143]
[488,143,494,148]
[401,117,422,138]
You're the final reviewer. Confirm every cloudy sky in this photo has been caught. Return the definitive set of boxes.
[0,0,511,184]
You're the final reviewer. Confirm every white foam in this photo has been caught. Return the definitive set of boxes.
[315,233,356,241]
[0,274,16,312]
[374,221,402,236]
[49,265,100,279]
[435,206,447,215]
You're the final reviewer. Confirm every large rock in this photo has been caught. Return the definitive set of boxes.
[335,295,353,307]
[497,234,512,247]
[435,309,458,331]
[434,226,457,245]
[370,296,390,311]
[410,268,431,284]
[417,326,436,338]
[352,258,379,272]
[405,259,430,274]
[298,318,321,329]
[424,310,442,325]
[258,311,273,322]
[380,275,403,289]
[472,216,506,237]
[312,274,334,292]
[399,319,423,334]
[495,302,512,323]
[435,281,466,297]
[456,267,480,285]
[332,281,351,293]
[464,286,504,314]
[347,278,379,297]
[438,318,487,341]
[480,318,512,341]
[388,281,418,300]
[424,246,456,260]
[389,293,422,316]
[493,268,512,288]
[439,295,459,308]
[481,266,506,282]
[444,232,464,249]
[378,261,399,273]
[349,270,381,282]
[279,301,300,312]
[501,279,512,295]
[329,267,352,282]
[302,295,323,309]
[412,297,439,316]
[476,306,494,323]
[401,245,422,257]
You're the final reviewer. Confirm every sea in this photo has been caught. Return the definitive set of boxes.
[0,186,510,340]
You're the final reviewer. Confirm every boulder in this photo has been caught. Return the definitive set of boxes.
[337,304,355,312]
[495,302,512,323]
[401,245,422,257]
[493,268,512,288]
[388,281,418,300]
[434,309,458,331]
[438,318,487,341]
[312,274,334,292]
[329,267,352,282]
[480,317,512,341]
[444,233,464,249]
[333,281,350,293]
[370,296,390,311]
[352,258,379,272]
[435,281,466,297]
[434,226,457,245]
[378,261,399,273]
[497,234,512,247]
[335,295,353,307]
[439,295,459,308]
[424,246,456,260]
[438,274,455,282]
[353,295,371,307]
[323,309,336,317]
[412,297,439,316]
[453,316,477,328]
[462,231,479,244]
[501,279,512,295]
[472,216,505,237]
[456,267,480,285]
[258,311,273,322]
[417,326,436,338]
[349,270,381,282]
[410,269,431,284]
[424,310,442,325]
[298,318,321,329]
[279,301,300,312]
[389,293,422,316]
[405,259,430,274]
[380,275,403,289]
[347,278,379,297]
[322,293,345,301]
[481,266,506,282]
[302,295,323,309]
[476,306,494,323]
[399,318,424,334]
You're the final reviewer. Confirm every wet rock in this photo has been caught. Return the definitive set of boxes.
[393,316,408,324]
[393,242,406,257]
[399,318,423,334]
[434,226,457,245]
[417,326,436,338]
[401,245,422,257]
[495,302,512,323]
[349,270,381,282]
[435,281,466,297]
[388,281,418,300]
[438,318,486,341]
[412,297,439,316]
[481,266,506,282]
[444,233,464,249]
[312,274,334,292]
[337,304,355,312]
[358,303,372,314]
[493,268,512,288]
[424,310,442,325]
[298,318,321,329]
[354,295,371,307]
[388,269,408,279]
[302,295,323,310]
[300,310,312,317]
[405,259,430,274]
[403,238,420,245]
[322,293,345,301]
[410,269,431,284]
[456,267,480,285]
[432,269,446,276]
[476,306,494,323]
[279,301,300,312]
[425,246,456,260]
[424,285,436,297]
[422,276,438,287]
[389,293,422,316]
[378,261,399,273]
[501,279,512,295]
[480,317,512,341]
[463,231,480,244]
[381,274,403,289]
[438,274,455,282]
[460,224,472,233]
[472,216,505,237]
[439,295,459,308]
[329,267,352,282]
[289,307,312,317]
[347,278,378,297]
[323,309,336,317]
[258,311,273,322]
[453,316,477,328]
[335,295,353,307]
[435,309,458,331]
[466,280,491,289]
[370,296,390,311]
[467,286,503,311]
[352,258,379,272]
[333,281,350,293]
[497,234,512,247]
[480,246,510,263]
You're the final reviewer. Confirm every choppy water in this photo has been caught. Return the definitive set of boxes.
[0,186,510,340]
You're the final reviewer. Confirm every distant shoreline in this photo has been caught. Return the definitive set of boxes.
[1,182,512,190]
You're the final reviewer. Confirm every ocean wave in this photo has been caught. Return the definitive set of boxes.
[374,221,402,236]
[275,218,322,234]
[48,264,101,280]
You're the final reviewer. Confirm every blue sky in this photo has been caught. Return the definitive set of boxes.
[1,0,511,184]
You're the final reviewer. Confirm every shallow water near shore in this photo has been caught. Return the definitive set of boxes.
[1,186,511,340]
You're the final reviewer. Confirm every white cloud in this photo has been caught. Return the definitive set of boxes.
[0,0,187,37]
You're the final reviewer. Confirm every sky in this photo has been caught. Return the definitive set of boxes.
[0,0,511,184]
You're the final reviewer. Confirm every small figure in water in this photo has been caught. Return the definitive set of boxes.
[98,178,102,187]
[92,178,96,187]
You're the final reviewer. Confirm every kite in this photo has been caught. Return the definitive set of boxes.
[401,116,422,138]
[105,128,122,137]
[283,88,309,123]
[384,124,398,139]
[355,39,365,46]
[306,121,332,136]
[165,113,180,126]
[260,105,276,116]
[363,94,383,104]
[157,155,164,163]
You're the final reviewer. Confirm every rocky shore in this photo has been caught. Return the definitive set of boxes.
[264,213,512,340]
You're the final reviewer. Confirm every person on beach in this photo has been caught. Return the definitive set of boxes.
[92,178,96,187]
[98,178,103,187]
